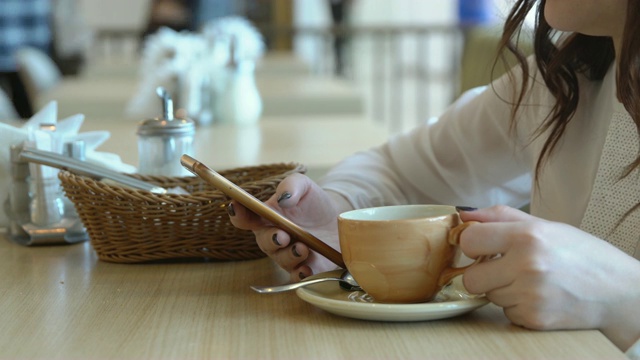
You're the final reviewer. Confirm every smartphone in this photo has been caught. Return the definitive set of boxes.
[180,154,345,268]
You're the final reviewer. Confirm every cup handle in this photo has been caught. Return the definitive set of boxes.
[437,221,486,287]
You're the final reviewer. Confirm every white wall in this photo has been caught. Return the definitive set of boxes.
[292,0,458,73]
[290,0,519,132]
[78,0,521,34]
[352,0,456,25]
[79,0,151,31]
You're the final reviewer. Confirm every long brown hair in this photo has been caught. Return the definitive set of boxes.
[497,0,640,181]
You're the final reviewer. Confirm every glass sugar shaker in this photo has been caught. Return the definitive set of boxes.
[137,87,196,177]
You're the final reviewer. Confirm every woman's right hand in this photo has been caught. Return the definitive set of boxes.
[227,173,351,281]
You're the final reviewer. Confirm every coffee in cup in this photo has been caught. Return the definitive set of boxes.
[338,204,481,303]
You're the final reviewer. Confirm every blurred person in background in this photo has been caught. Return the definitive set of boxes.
[192,0,239,30]
[0,0,52,118]
[140,0,197,44]
[328,0,353,77]
[51,0,93,76]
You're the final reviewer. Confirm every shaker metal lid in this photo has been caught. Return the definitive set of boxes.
[137,117,195,136]
[136,86,196,136]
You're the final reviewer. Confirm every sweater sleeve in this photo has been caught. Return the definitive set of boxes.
[627,337,640,360]
[319,77,535,210]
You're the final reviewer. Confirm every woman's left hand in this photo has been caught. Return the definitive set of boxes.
[458,205,640,350]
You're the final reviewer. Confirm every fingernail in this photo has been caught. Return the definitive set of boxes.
[292,245,301,257]
[226,203,236,216]
[272,233,281,246]
[277,192,292,203]
[456,206,478,212]
[299,272,307,280]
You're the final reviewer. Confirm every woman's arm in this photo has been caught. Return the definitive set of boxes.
[320,77,541,211]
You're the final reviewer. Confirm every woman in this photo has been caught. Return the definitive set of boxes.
[228,0,640,356]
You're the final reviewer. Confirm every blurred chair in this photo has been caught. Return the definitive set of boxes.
[458,26,533,95]
[15,47,62,111]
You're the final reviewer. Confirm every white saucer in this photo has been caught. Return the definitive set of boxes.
[296,270,489,322]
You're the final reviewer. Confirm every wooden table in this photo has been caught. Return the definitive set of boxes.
[0,109,628,359]
[79,115,389,180]
[81,51,314,80]
[38,60,364,120]
[0,232,627,359]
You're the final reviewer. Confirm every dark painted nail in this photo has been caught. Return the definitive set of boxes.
[299,272,307,280]
[272,233,281,246]
[277,192,292,203]
[456,206,478,212]
[227,203,236,216]
[292,245,301,257]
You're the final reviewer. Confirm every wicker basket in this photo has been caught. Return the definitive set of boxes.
[58,163,306,263]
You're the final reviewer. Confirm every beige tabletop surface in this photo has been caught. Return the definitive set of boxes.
[81,51,314,80]
[0,230,627,359]
[38,61,364,120]
[79,114,389,179]
[0,112,629,360]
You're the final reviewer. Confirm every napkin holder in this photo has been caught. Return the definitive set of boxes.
[5,142,89,246]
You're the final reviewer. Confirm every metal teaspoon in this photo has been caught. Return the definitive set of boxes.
[250,270,361,293]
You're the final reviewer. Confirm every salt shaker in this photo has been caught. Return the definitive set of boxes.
[137,87,196,176]
[29,124,65,227]
[216,36,262,125]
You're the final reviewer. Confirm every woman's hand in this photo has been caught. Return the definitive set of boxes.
[458,205,640,350]
[228,173,352,281]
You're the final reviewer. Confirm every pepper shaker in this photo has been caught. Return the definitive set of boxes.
[216,36,262,125]
[137,87,196,176]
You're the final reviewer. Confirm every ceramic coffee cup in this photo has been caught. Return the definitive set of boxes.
[338,204,482,303]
